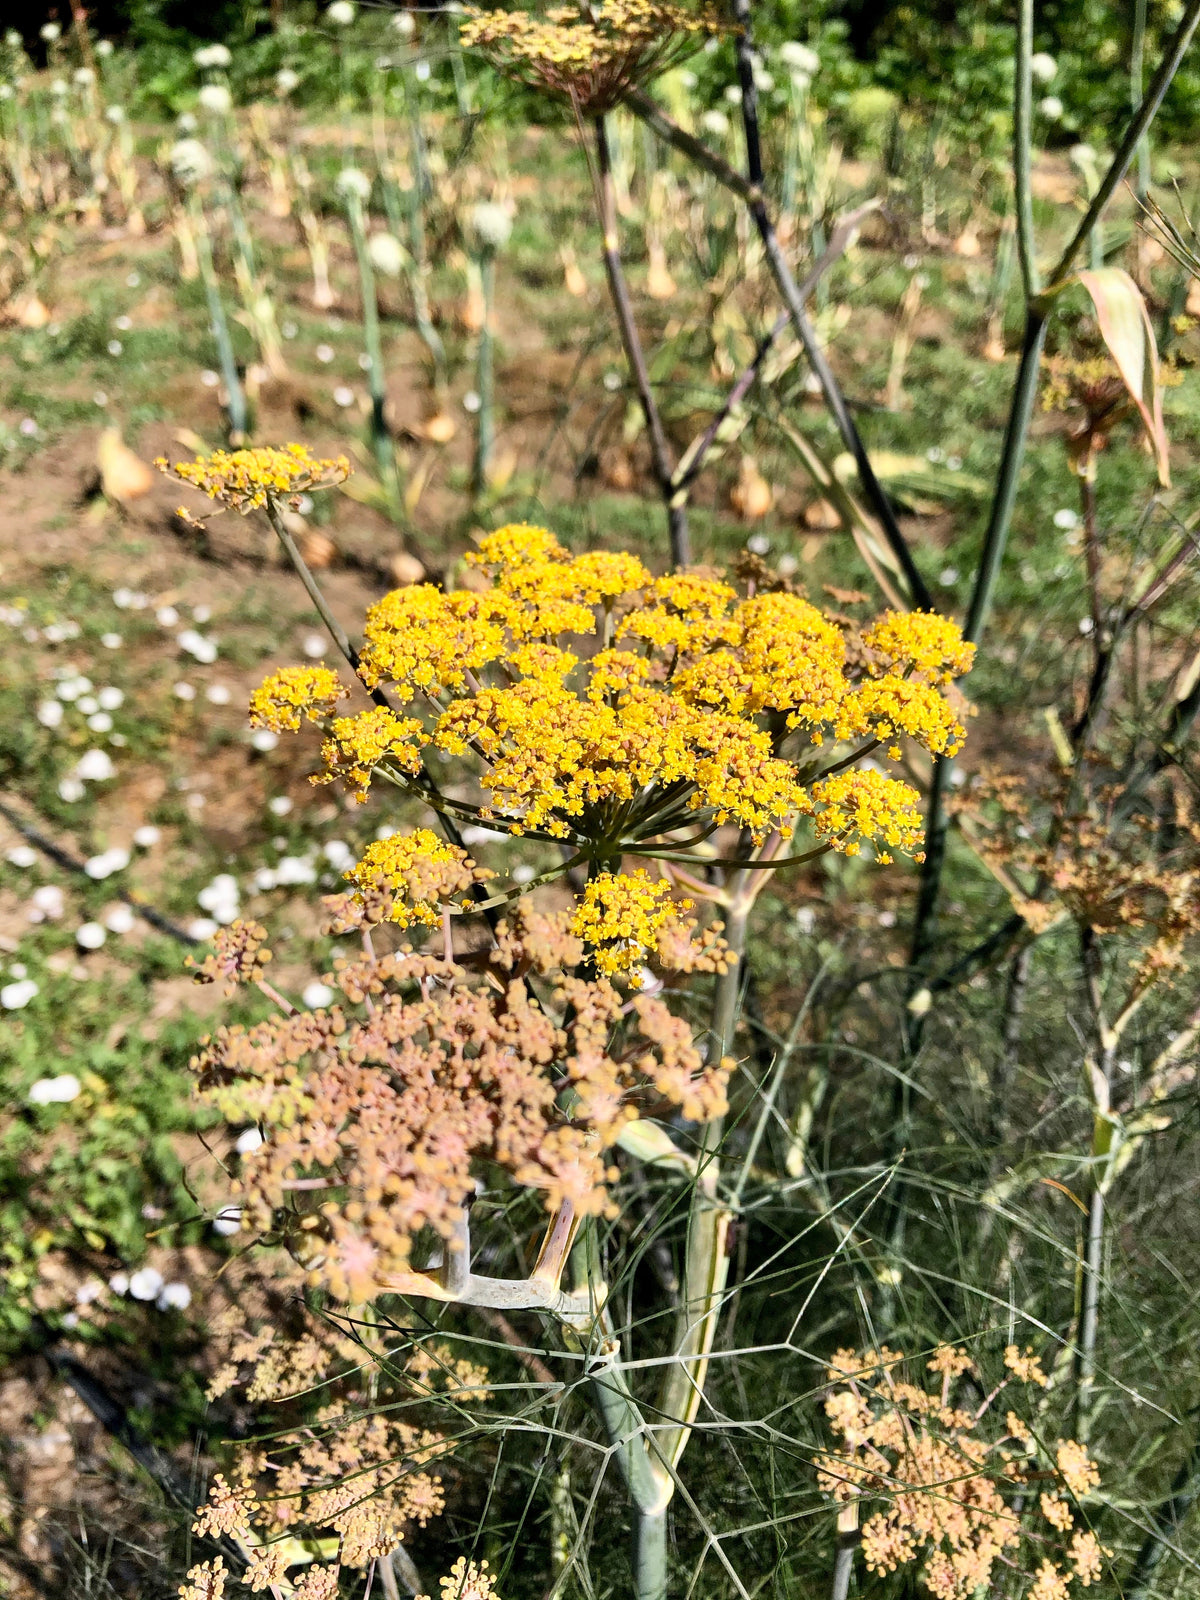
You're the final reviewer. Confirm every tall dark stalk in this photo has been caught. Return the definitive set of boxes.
[593,112,690,567]
[907,0,1200,1004]
[726,0,933,611]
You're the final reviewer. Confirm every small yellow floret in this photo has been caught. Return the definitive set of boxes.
[863,609,975,683]
[467,523,566,569]
[809,770,924,862]
[345,830,475,927]
[158,443,349,512]
[319,706,426,799]
[571,870,683,978]
[249,665,348,732]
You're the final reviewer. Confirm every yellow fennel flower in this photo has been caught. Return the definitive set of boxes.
[250,665,348,732]
[564,549,651,602]
[359,585,509,695]
[841,676,966,758]
[864,609,976,683]
[159,443,350,512]
[344,830,478,927]
[319,706,426,799]
[618,571,737,653]
[571,870,683,978]
[467,523,567,570]
[809,769,925,862]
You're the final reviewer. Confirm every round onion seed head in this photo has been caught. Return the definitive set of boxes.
[469,200,513,254]
[276,67,300,94]
[197,83,232,115]
[326,1,357,24]
[336,166,372,202]
[1030,51,1057,83]
[170,138,212,187]
[193,43,233,69]
[367,232,406,278]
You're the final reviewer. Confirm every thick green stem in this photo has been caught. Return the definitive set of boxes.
[345,192,399,498]
[656,886,746,1472]
[1014,0,1039,300]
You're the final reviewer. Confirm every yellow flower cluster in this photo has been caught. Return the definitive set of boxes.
[249,665,348,732]
[571,869,685,978]
[319,705,426,800]
[253,517,973,866]
[863,610,976,684]
[344,830,480,928]
[159,444,351,513]
[460,0,718,111]
[809,770,926,863]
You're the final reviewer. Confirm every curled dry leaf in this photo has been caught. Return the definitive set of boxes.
[1075,267,1170,486]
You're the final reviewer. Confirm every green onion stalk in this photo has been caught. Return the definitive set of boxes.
[191,194,249,443]
[466,200,512,498]
[340,167,405,516]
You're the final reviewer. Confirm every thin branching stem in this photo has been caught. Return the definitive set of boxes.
[592,111,689,567]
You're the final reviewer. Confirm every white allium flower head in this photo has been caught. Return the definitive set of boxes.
[1030,51,1057,83]
[128,1266,164,1301]
[170,137,212,186]
[336,166,372,202]
[197,82,232,115]
[40,22,62,41]
[779,40,820,75]
[105,104,125,123]
[96,38,115,57]
[51,77,68,96]
[74,66,95,85]
[157,1281,192,1311]
[327,1,357,24]
[1039,95,1063,121]
[28,1072,81,1103]
[3,980,40,1011]
[213,1207,243,1237]
[276,67,300,94]
[393,10,415,35]
[176,110,198,132]
[367,231,405,278]
[469,200,513,253]
[700,108,730,137]
[194,43,233,69]
[76,748,115,782]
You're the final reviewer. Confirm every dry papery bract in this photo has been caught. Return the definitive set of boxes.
[184,1268,489,1597]
[191,903,731,1302]
[459,0,722,113]
[818,1345,1110,1600]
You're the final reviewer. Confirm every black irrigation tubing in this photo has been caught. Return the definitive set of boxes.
[30,1318,249,1574]
[0,793,201,946]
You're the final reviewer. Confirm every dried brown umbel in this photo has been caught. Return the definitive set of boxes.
[818,1344,1110,1600]
[191,900,730,1302]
